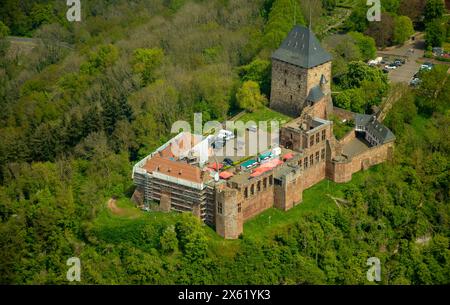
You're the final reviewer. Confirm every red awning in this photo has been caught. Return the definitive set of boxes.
[250,171,263,178]
[283,153,294,160]
[208,162,223,170]
[219,171,234,179]
[262,158,284,168]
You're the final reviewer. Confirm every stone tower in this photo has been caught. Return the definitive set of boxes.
[270,25,333,118]
[215,186,243,239]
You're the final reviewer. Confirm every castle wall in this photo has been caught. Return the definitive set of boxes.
[274,168,303,211]
[309,97,329,120]
[338,129,357,146]
[301,160,327,190]
[239,183,275,221]
[329,142,394,183]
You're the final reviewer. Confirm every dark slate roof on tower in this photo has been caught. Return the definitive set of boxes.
[306,86,325,102]
[272,25,332,68]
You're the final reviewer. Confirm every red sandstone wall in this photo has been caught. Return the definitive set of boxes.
[310,97,329,120]
[241,186,274,221]
[330,142,394,183]
[302,161,327,190]
[338,130,356,146]
[286,175,303,208]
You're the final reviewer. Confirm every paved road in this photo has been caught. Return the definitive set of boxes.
[377,37,425,84]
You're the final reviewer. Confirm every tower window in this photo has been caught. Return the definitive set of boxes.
[217,202,223,214]
[316,133,320,144]
[315,151,320,163]
[284,79,287,86]
[310,154,314,166]
[310,135,314,147]
[290,95,293,101]
[238,203,242,213]
[304,158,308,168]
[322,130,326,141]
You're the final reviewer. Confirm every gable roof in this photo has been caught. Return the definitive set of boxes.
[272,25,332,68]
[355,114,396,144]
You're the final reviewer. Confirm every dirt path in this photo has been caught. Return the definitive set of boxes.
[320,9,352,36]
[107,198,125,216]
[377,84,409,122]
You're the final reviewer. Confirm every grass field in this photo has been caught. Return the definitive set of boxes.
[92,198,181,250]
[243,167,375,240]
[238,106,293,126]
[331,115,355,140]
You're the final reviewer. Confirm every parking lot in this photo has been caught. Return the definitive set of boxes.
[377,38,425,84]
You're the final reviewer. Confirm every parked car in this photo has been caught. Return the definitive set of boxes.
[247,124,258,132]
[368,57,383,66]
[394,59,404,66]
[432,47,444,57]
[223,158,234,166]
[385,64,397,70]
[420,62,433,71]
[410,77,421,87]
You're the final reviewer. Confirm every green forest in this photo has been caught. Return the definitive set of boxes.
[0,0,449,284]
